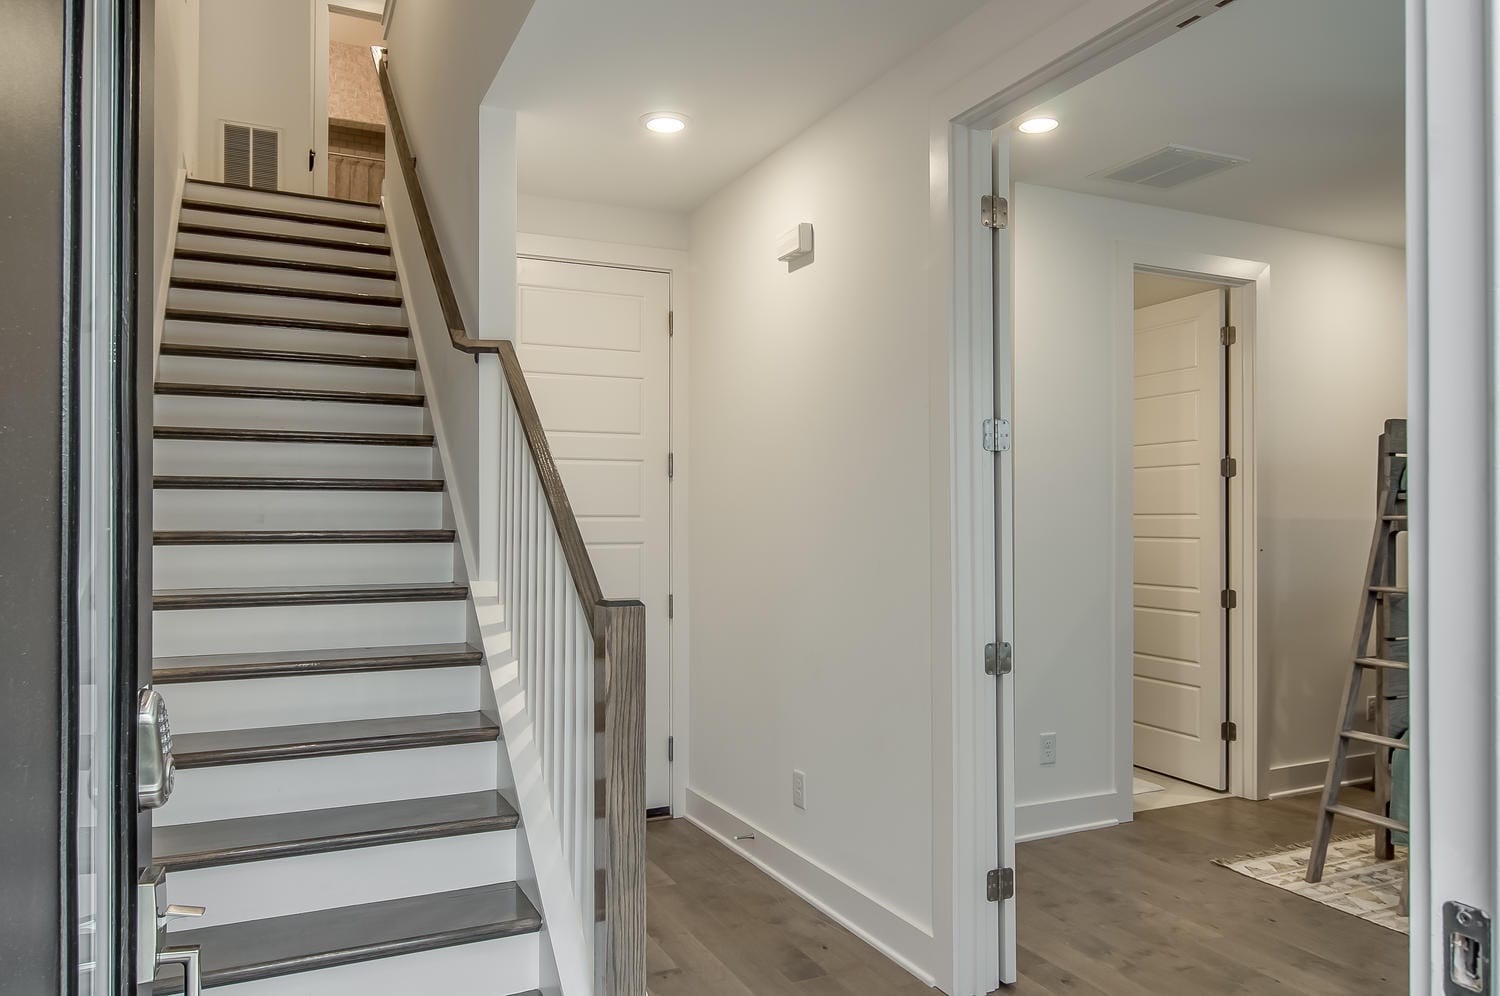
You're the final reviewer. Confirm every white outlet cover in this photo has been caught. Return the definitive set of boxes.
[792,769,806,810]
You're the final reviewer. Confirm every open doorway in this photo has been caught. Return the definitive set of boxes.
[999,0,1411,987]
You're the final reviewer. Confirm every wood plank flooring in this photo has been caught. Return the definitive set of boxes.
[646,790,1407,995]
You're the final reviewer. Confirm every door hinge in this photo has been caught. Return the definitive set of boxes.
[984,641,1013,676]
[668,452,675,480]
[1220,324,1237,346]
[1220,456,1238,478]
[987,867,1015,902]
[308,149,316,171]
[668,310,675,337]
[982,417,1011,453]
[668,593,674,620]
[668,736,675,763]
[981,193,1009,230]
[1221,588,1238,610]
[1222,721,1238,742]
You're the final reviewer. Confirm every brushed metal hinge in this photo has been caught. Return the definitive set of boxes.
[668,594,674,620]
[1221,588,1238,610]
[984,641,1013,676]
[987,867,1015,902]
[1220,456,1238,478]
[1222,721,1238,742]
[668,452,675,480]
[668,310,675,337]
[1221,324,1237,346]
[668,736,675,762]
[982,418,1011,453]
[981,193,1009,230]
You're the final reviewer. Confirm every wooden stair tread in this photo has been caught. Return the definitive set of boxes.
[164,307,407,337]
[154,475,443,492]
[154,425,433,446]
[154,643,482,683]
[171,275,403,307]
[173,711,499,768]
[153,582,469,611]
[154,791,517,871]
[177,222,391,255]
[155,382,426,407]
[187,178,388,210]
[1355,656,1410,671]
[172,247,396,279]
[154,529,454,546]
[181,198,388,233]
[150,881,540,993]
[1325,803,1407,834]
[160,342,415,370]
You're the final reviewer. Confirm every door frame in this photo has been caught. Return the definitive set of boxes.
[515,232,690,818]
[1114,252,1265,814]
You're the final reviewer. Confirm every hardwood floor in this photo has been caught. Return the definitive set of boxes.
[645,791,1407,995]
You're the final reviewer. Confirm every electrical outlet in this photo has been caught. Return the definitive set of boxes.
[1365,695,1377,722]
[792,769,806,810]
[1040,733,1058,766]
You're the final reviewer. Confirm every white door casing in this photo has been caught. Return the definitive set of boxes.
[1131,288,1227,790]
[514,258,673,810]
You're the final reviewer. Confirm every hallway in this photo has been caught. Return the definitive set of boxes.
[647,790,1406,994]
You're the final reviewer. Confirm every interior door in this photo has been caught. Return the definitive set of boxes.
[515,258,673,812]
[1131,288,1228,790]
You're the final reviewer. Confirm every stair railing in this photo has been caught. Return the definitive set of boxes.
[377,51,645,996]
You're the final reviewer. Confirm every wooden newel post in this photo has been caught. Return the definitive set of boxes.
[597,599,646,996]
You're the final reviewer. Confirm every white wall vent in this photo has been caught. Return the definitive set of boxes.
[222,122,280,191]
[1094,145,1247,189]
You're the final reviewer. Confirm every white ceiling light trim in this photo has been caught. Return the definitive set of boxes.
[642,112,689,134]
[1018,116,1059,134]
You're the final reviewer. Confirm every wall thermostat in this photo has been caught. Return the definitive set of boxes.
[776,222,814,262]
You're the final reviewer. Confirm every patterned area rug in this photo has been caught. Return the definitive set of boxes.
[1214,834,1408,934]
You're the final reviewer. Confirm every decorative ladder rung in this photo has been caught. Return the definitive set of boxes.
[1342,730,1408,751]
[1325,804,1408,835]
[1355,656,1409,671]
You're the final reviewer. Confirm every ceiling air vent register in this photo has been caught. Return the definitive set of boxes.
[1095,145,1248,189]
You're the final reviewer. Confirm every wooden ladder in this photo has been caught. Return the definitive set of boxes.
[1306,418,1409,883]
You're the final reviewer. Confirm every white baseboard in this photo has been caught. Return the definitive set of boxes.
[1265,753,1375,799]
[1015,790,1121,843]
[153,166,188,375]
[683,789,935,988]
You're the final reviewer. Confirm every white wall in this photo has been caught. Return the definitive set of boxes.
[1011,182,1406,837]
[196,0,320,193]
[517,194,688,252]
[151,0,199,355]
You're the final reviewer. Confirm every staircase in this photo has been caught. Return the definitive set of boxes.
[150,179,543,994]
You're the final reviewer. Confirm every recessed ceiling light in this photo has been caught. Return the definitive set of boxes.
[1018,116,1059,135]
[642,112,688,135]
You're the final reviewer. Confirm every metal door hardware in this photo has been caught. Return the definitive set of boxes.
[137,687,176,810]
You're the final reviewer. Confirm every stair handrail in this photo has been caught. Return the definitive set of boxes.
[377,50,645,995]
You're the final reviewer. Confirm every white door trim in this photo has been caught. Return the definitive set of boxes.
[515,232,691,818]
[1112,250,1266,815]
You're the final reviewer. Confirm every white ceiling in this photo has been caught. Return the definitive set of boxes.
[1011,0,1405,247]
[491,0,989,213]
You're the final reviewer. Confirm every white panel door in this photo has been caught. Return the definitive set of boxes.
[515,258,672,810]
[1132,288,1227,790]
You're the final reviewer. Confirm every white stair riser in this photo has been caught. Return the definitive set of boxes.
[176,231,395,274]
[159,743,498,825]
[172,257,400,297]
[201,933,540,996]
[163,318,410,358]
[154,395,426,435]
[153,541,455,589]
[164,830,516,929]
[184,182,383,225]
[169,286,406,328]
[153,489,444,531]
[160,667,480,734]
[154,438,435,479]
[179,207,391,248]
[153,598,466,657]
[156,353,417,393]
